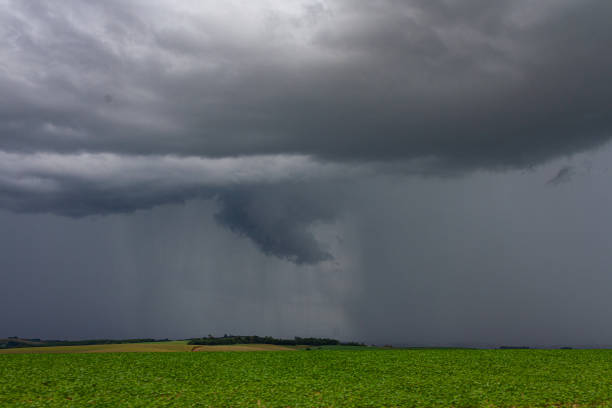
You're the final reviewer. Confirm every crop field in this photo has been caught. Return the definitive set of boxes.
[3,349,612,407]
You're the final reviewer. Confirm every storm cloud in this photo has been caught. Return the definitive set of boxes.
[1,0,610,164]
[215,185,341,264]
[547,166,574,186]
[2,0,612,345]
[1,0,612,262]
[0,150,358,262]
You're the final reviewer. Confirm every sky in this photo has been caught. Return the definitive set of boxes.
[1,0,612,346]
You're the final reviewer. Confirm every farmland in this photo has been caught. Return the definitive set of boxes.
[0,341,295,354]
[3,349,612,407]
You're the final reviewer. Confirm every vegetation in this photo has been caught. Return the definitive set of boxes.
[0,342,301,354]
[0,337,169,349]
[0,341,195,354]
[188,335,344,346]
[0,338,45,349]
[3,349,612,406]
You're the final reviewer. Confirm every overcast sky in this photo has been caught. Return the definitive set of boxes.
[2,0,612,346]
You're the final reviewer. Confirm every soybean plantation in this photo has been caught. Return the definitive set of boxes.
[3,349,612,407]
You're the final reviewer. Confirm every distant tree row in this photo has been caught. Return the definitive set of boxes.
[188,335,343,346]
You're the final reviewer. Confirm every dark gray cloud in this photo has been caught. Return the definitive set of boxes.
[3,0,612,347]
[0,201,351,340]
[215,186,338,264]
[340,156,612,346]
[4,151,612,345]
[1,0,611,165]
[1,0,612,265]
[547,166,574,186]
[0,151,354,262]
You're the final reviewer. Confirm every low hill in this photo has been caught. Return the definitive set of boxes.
[0,338,46,348]
[0,337,168,350]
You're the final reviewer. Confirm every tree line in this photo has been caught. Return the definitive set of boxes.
[188,335,354,346]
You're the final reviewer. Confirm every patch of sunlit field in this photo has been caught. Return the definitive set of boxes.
[3,349,612,407]
[191,344,296,352]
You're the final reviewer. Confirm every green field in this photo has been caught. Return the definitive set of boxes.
[3,349,612,407]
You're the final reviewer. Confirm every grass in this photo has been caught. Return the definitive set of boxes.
[3,349,612,406]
